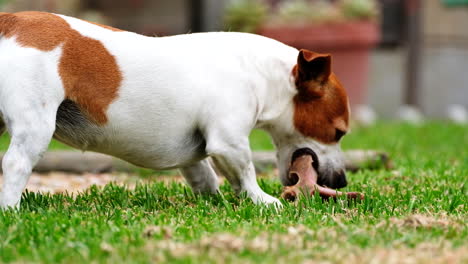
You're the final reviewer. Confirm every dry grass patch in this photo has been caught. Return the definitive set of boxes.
[380,214,465,230]
[143,228,467,264]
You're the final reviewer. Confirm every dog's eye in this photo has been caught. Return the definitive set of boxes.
[335,129,346,141]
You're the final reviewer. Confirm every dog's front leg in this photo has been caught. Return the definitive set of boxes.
[207,135,281,207]
[0,103,58,209]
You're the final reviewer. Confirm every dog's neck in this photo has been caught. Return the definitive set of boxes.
[251,53,298,137]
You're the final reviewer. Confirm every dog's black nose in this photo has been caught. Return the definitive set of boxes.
[317,170,348,189]
[333,171,348,189]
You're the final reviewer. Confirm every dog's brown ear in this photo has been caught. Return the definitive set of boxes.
[297,49,331,83]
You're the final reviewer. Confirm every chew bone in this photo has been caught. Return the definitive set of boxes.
[281,154,364,201]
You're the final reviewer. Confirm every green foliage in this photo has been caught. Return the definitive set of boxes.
[276,0,379,23]
[276,0,343,24]
[224,0,380,32]
[442,0,468,7]
[223,0,268,33]
[0,0,9,8]
[341,0,379,20]
[276,0,313,23]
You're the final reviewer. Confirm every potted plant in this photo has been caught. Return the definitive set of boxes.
[224,0,381,106]
[0,0,10,9]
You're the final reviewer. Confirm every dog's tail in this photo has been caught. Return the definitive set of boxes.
[0,12,17,38]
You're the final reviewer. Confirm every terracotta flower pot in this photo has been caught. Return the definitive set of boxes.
[258,21,380,106]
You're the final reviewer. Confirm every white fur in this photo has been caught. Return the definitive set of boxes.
[0,14,346,208]
[0,37,64,208]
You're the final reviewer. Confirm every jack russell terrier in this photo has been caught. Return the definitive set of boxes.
[0,11,349,208]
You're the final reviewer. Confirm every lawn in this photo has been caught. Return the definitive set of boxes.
[0,122,467,263]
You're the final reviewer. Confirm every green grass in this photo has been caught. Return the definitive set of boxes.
[0,122,467,263]
[0,133,71,151]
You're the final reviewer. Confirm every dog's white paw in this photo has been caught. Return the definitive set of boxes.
[0,198,20,210]
[252,193,283,209]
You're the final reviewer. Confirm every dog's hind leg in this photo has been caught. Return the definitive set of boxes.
[206,130,281,207]
[179,159,219,194]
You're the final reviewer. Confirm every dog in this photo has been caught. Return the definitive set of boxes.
[0,11,349,208]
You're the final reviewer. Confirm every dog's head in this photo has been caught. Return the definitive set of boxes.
[274,49,350,189]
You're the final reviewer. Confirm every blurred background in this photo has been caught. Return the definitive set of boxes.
[1,0,467,122]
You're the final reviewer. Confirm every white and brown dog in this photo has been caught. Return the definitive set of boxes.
[0,12,349,208]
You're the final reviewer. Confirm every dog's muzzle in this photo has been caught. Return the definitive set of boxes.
[285,148,318,186]
[286,147,347,189]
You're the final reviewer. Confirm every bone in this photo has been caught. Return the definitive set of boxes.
[281,155,364,202]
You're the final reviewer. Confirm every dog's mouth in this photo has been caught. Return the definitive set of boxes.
[285,148,319,186]
[282,147,364,202]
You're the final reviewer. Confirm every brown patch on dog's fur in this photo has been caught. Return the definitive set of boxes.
[59,35,122,124]
[0,12,69,51]
[293,50,349,144]
[0,11,122,124]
